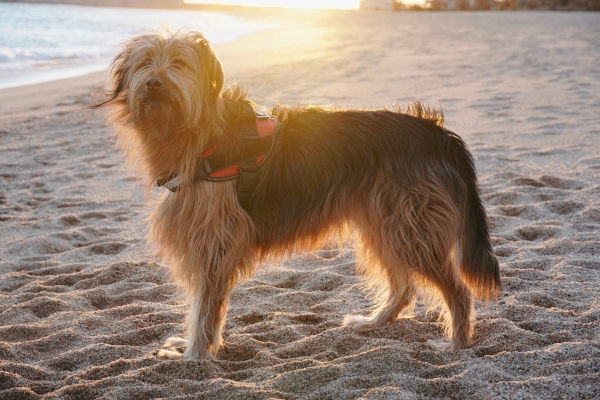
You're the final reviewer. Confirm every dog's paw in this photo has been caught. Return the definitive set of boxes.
[427,339,452,351]
[163,336,188,348]
[157,348,185,360]
[157,337,188,360]
[342,314,376,328]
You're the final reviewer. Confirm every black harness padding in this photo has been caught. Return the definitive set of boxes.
[237,160,261,211]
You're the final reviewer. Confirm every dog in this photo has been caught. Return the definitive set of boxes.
[94,30,500,360]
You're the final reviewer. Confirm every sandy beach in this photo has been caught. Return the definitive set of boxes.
[1,9,599,399]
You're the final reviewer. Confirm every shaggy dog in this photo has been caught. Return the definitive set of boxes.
[94,30,500,360]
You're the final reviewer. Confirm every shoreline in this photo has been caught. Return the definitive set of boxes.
[0,2,296,91]
[0,61,110,91]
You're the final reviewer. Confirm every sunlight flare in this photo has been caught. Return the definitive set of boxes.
[185,0,361,10]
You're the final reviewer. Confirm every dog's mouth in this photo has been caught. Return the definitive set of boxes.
[140,95,171,109]
[137,97,179,116]
[132,89,184,138]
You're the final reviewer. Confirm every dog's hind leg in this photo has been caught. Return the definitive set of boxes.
[343,233,417,328]
[424,262,473,351]
[344,193,418,329]
[346,181,473,349]
[393,185,473,350]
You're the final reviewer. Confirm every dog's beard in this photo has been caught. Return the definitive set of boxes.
[134,99,183,139]
[127,75,192,140]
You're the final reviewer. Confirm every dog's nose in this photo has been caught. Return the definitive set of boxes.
[146,77,163,92]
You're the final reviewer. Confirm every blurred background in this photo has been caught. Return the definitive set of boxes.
[1,0,598,89]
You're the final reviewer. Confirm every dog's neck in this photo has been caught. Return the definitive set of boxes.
[136,112,227,189]
[143,129,203,182]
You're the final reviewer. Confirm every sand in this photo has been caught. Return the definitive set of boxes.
[1,9,599,400]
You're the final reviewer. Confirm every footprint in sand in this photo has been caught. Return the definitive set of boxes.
[516,225,559,241]
[60,215,81,226]
[87,242,127,255]
[545,200,585,215]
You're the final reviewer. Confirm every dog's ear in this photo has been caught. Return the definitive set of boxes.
[91,43,133,109]
[194,36,224,102]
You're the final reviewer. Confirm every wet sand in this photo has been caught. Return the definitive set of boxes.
[1,10,599,400]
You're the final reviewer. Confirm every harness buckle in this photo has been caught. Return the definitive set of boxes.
[194,159,211,180]
[255,111,273,120]
[157,174,184,192]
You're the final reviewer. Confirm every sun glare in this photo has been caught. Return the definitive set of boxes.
[184,0,361,10]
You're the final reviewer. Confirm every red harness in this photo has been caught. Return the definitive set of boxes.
[200,114,280,180]
[157,106,281,211]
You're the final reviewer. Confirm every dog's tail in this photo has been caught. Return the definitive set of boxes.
[447,133,501,300]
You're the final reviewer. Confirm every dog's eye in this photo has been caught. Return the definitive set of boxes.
[171,60,187,69]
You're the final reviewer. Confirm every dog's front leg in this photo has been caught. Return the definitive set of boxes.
[154,183,256,360]
[159,253,250,360]
[159,242,255,361]
[184,273,233,360]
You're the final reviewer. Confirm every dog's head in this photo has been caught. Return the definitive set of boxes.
[99,30,224,138]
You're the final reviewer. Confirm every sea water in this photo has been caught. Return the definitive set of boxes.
[0,2,278,89]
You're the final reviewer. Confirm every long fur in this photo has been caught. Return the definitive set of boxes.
[95,30,500,360]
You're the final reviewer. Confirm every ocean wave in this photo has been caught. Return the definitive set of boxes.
[0,2,278,80]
